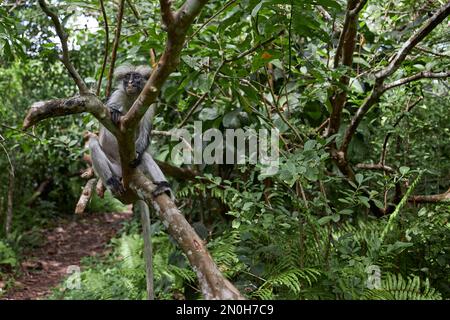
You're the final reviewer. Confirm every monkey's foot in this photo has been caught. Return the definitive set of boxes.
[106,176,125,195]
[153,181,173,199]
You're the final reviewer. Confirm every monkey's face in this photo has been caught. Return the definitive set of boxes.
[123,72,145,96]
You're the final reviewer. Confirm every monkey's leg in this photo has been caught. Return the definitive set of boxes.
[88,137,125,195]
[139,152,173,198]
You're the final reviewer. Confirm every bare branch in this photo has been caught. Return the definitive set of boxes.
[38,0,89,94]
[174,0,209,28]
[127,0,150,37]
[96,179,106,198]
[75,178,97,215]
[225,31,283,63]
[414,45,450,58]
[355,163,395,174]
[105,0,125,98]
[333,0,363,68]
[409,187,450,203]
[23,95,119,136]
[178,92,208,128]
[382,70,450,92]
[81,167,95,179]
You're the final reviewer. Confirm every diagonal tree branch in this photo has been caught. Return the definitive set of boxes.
[382,70,450,92]
[38,0,89,94]
[119,0,210,187]
[375,2,450,82]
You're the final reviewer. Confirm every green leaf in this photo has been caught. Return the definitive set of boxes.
[355,173,363,185]
[399,166,410,175]
[318,216,332,225]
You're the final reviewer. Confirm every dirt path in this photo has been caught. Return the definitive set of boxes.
[1,211,133,300]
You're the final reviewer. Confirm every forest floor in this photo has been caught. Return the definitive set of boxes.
[1,211,132,300]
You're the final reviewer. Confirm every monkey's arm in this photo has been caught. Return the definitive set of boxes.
[106,90,126,124]
[130,108,153,168]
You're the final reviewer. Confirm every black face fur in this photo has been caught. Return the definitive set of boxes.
[123,72,146,95]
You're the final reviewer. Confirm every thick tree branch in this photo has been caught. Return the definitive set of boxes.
[382,70,450,92]
[38,0,89,94]
[130,172,243,299]
[23,95,119,136]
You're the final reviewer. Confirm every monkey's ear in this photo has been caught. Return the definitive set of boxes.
[114,64,134,80]
[136,65,152,80]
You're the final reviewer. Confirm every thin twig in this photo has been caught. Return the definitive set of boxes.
[105,0,125,98]
[96,0,109,97]
[186,0,238,43]
[38,0,89,94]
[0,124,41,140]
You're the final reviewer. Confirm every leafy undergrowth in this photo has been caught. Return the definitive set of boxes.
[52,202,449,300]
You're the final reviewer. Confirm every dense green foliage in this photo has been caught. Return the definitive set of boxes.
[1,0,449,299]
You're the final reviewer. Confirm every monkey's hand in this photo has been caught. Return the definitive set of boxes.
[153,181,173,199]
[129,151,143,168]
[109,106,123,125]
[106,176,125,195]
